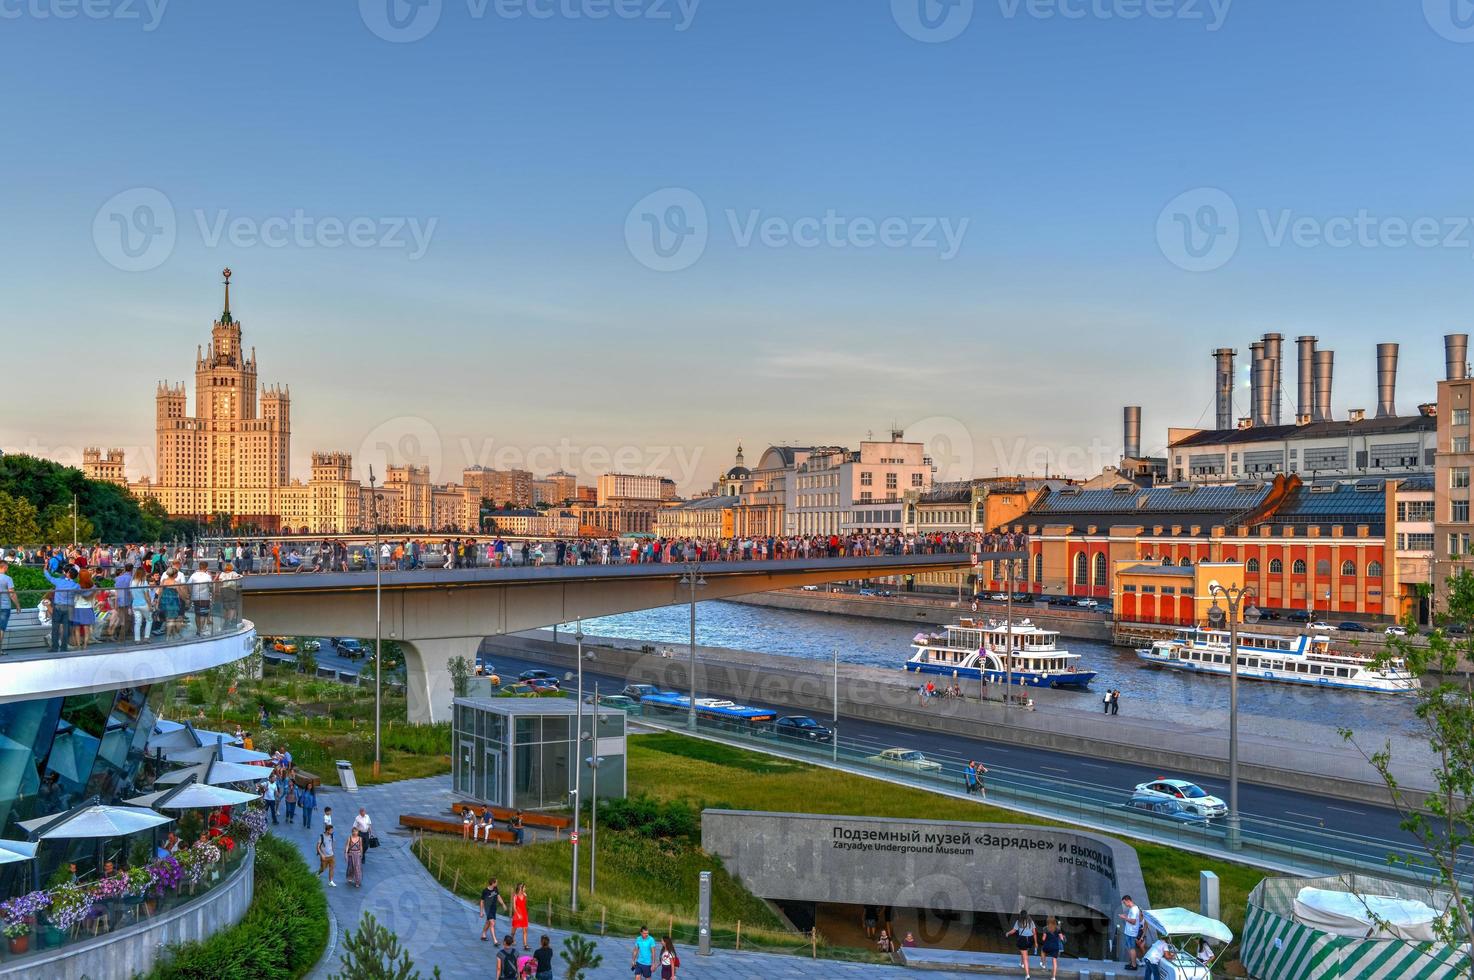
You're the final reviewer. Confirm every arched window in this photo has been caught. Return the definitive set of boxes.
[1316,559,1331,576]
[1246,558,1260,573]
[1034,553,1044,584]
[1292,559,1307,574]
[1367,560,1383,578]
[1340,560,1356,576]
[1161,556,1172,566]
[1179,557,1192,567]
[1222,550,1236,561]
[1269,558,1283,574]
[1093,552,1108,587]
[1074,552,1088,586]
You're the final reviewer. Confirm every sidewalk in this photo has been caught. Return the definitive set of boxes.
[282,776,1125,978]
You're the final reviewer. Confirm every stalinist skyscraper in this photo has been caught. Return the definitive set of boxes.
[128,269,293,526]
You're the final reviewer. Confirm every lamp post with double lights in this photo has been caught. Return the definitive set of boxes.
[679,565,706,730]
[370,466,384,780]
[1206,580,1258,850]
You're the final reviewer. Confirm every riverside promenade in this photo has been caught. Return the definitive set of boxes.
[285,776,1126,978]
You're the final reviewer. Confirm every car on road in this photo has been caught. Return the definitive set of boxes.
[1075,598,1099,609]
[1123,795,1212,826]
[1011,592,1033,603]
[1385,625,1409,637]
[271,637,298,654]
[866,748,943,772]
[989,593,1008,602]
[587,693,637,710]
[524,677,561,692]
[1308,621,1333,631]
[1285,610,1312,623]
[519,669,556,682]
[857,588,877,596]
[622,684,663,701]
[1337,621,1372,633]
[1132,778,1227,818]
[773,716,833,743]
[332,638,366,658]
[800,584,821,591]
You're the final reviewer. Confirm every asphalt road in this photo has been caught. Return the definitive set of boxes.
[479,644,1443,876]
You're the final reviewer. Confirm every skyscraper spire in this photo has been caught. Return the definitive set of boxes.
[221,267,234,324]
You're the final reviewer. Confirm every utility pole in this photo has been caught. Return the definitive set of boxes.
[370,467,383,779]
[1207,581,1258,851]
[680,565,706,729]
[570,618,585,911]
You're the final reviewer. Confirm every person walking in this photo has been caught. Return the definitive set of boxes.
[1103,689,1112,714]
[0,560,18,654]
[300,785,317,829]
[315,825,337,887]
[283,778,298,825]
[480,876,507,943]
[510,882,530,949]
[1111,689,1121,715]
[345,827,365,888]
[973,761,989,799]
[497,936,519,980]
[353,807,373,865]
[263,775,279,824]
[659,936,680,980]
[1040,916,1066,979]
[1006,911,1036,979]
[631,926,658,979]
[532,935,554,980]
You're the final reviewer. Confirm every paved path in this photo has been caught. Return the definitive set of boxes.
[280,776,1126,978]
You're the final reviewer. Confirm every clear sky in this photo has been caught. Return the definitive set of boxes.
[2,1,1471,490]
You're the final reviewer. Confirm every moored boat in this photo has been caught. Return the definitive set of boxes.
[1135,627,1416,694]
[906,619,1096,689]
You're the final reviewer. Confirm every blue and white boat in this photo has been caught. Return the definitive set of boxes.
[906,619,1096,689]
[1135,628,1416,694]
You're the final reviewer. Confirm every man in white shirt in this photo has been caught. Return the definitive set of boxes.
[187,563,215,635]
[216,562,242,626]
[1143,938,1175,980]
[1119,895,1143,970]
[352,807,372,864]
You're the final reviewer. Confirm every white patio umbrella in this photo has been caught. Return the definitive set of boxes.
[162,743,271,765]
[18,805,172,839]
[0,840,37,866]
[146,724,239,753]
[154,760,268,787]
[126,784,259,810]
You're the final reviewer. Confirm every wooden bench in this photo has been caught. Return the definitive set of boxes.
[450,801,572,831]
[399,813,517,845]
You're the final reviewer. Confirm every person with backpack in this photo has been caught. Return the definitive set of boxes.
[659,936,680,979]
[496,936,519,980]
[315,825,337,887]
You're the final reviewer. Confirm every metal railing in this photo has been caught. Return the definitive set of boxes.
[0,580,250,658]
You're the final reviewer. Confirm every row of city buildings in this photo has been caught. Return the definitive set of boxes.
[76,274,1474,620]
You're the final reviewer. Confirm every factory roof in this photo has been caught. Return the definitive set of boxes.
[1170,414,1435,449]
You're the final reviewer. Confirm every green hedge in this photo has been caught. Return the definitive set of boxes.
[145,834,328,980]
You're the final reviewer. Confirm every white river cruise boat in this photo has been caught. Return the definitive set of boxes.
[906,619,1096,689]
[1136,627,1416,694]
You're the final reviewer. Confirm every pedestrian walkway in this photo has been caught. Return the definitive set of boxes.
[280,776,1128,978]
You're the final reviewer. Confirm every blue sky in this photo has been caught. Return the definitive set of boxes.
[1,1,1470,489]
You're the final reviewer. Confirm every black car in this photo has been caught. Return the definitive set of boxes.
[1285,610,1312,623]
[621,684,662,701]
[332,638,366,658]
[519,669,556,682]
[1336,621,1372,633]
[773,716,833,743]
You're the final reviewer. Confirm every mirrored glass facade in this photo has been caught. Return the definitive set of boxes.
[452,698,626,811]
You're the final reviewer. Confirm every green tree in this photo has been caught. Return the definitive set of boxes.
[447,655,472,698]
[329,912,441,980]
[559,934,603,980]
[1342,570,1474,976]
[38,503,94,545]
[0,489,40,543]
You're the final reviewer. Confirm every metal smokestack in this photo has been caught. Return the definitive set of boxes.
[1447,334,1469,381]
[1214,347,1237,430]
[1263,333,1284,425]
[1296,335,1317,422]
[1249,341,1267,427]
[1313,349,1335,422]
[1375,343,1399,419]
[1124,406,1142,460]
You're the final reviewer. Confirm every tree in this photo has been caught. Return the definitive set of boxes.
[330,912,441,980]
[448,655,472,698]
[38,504,94,545]
[0,489,40,544]
[560,934,603,980]
[1342,570,1474,976]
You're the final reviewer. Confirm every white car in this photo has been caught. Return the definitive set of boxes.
[1384,625,1409,637]
[800,585,821,591]
[1076,598,1099,608]
[1132,778,1227,818]
[1307,621,1332,631]
[866,748,943,772]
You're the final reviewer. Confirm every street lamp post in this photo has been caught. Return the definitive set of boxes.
[1004,557,1014,703]
[679,565,706,730]
[589,680,599,896]
[370,467,383,780]
[832,647,840,763]
[1207,581,1259,851]
[570,618,585,911]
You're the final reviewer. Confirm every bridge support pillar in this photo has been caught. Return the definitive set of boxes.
[401,636,482,724]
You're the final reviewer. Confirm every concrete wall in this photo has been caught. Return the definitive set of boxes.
[0,847,255,980]
[703,810,1146,942]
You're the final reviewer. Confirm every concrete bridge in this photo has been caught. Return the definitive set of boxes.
[240,553,982,722]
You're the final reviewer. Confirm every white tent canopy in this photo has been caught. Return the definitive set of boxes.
[163,743,271,765]
[126,784,259,810]
[1145,907,1235,945]
[147,722,241,753]
[18,805,172,840]
[0,840,37,866]
[1293,887,1441,941]
[155,760,268,786]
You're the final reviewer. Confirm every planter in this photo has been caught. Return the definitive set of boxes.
[144,898,158,916]
[39,925,64,949]
[6,934,29,955]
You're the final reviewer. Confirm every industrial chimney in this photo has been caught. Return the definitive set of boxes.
[1263,333,1284,425]
[1249,341,1268,427]
[1375,343,1399,419]
[1253,357,1275,427]
[1214,348,1236,430]
[1123,406,1142,460]
[1296,335,1317,423]
[1447,334,1469,381]
[1313,349,1335,423]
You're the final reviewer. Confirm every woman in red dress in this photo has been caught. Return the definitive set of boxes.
[511,882,530,950]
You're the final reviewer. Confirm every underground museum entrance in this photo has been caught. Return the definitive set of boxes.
[702,810,1149,960]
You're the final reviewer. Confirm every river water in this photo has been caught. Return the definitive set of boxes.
[572,600,1425,743]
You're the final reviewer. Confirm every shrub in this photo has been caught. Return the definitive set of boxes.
[595,793,701,842]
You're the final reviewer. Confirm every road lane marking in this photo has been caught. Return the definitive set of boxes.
[1284,811,1326,824]
[1326,805,1365,816]
[1040,766,1070,774]
[1082,763,1111,770]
